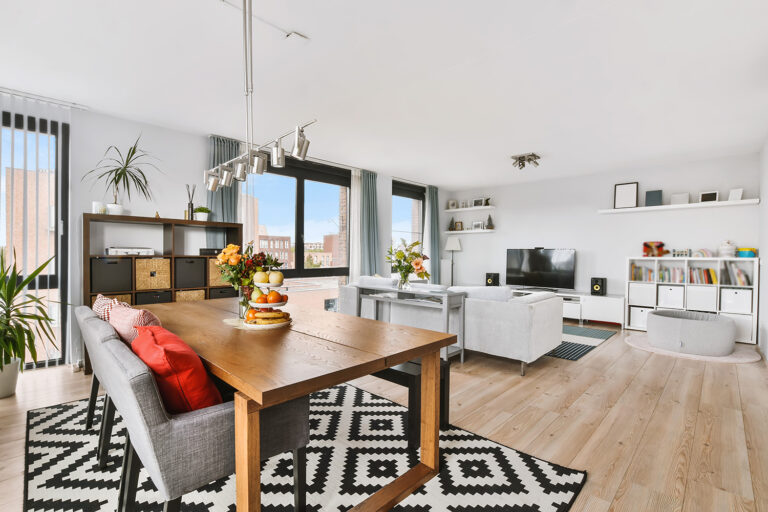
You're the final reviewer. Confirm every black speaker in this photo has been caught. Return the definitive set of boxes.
[486,273,499,286]
[591,277,606,296]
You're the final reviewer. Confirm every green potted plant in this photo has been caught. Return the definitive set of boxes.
[193,206,211,222]
[84,136,158,215]
[0,253,57,398]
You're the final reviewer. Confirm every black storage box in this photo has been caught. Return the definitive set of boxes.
[175,258,206,289]
[90,258,133,293]
[135,290,173,305]
[209,287,238,299]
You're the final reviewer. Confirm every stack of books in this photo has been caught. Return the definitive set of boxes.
[721,263,751,286]
[658,267,685,283]
[689,267,718,284]
[630,264,654,282]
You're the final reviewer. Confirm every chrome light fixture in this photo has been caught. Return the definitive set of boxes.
[511,153,541,170]
[201,0,317,189]
[271,138,285,167]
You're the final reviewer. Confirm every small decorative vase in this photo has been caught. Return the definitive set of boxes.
[239,286,253,319]
[91,201,106,214]
[187,202,194,220]
[718,240,737,258]
[397,272,411,290]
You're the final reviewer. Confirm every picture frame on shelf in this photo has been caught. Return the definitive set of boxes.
[670,192,689,205]
[460,200,468,209]
[447,199,458,209]
[472,198,485,208]
[454,221,464,231]
[614,182,638,209]
[728,188,744,201]
[645,190,662,207]
[471,221,484,230]
[699,191,719,203]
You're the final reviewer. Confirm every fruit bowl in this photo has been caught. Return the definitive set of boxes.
[242,319,292,330]
[253,283,285,290]
[249,300,287,308]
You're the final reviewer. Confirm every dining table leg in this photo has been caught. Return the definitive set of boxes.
[235,392,261,512]
[350,349,441,511]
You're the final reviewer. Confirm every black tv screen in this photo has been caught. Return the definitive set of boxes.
[506,249,576,289]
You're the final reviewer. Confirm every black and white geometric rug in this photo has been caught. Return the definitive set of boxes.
[548,325,618,361]
[25,384,587,511]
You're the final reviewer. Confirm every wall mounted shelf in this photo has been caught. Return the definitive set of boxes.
[597,198,759,215]
[444,205,496,213]
[443,229,495,235]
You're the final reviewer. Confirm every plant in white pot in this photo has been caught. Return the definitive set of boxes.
[84,136,158,215]
[193,206,211,222]
[0,252,56,398]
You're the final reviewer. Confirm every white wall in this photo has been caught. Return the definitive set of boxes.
[67,109,207,362]
[759,142,768,354]
[441,154,761,297]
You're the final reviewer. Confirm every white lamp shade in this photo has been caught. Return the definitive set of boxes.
[444,237,462,252]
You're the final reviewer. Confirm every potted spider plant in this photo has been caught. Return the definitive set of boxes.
[193,206,211,222]
[0,252,57,398]
[84,136,158,215]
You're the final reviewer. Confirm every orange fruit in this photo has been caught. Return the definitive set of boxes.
[254,294,268,304]
[281,294,288,303]
[245,308,258,322]
[267,290,283,303]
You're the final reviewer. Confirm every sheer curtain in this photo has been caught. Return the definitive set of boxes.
[348,168,362,283]
[206,135,241,247]
[424,185,441,283]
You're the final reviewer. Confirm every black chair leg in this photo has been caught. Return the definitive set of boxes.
[118,436,141,512]
[293,447,307,511]
[85,375,100,430]
[407,375,421,450]
[97,394,115,468]
[440,362,450,429]
[163,498,182,512]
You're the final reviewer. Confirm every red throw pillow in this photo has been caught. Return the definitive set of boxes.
[109,305,161,343]
[131,326,222,414]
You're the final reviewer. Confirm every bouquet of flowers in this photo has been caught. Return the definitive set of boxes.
[216,242,281,292]
[386,239,430,289]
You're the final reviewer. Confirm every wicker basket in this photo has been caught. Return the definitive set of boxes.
[208,258,227,287]
[135,258,171,290]
[90,293,131,306]
[176,289,205,302]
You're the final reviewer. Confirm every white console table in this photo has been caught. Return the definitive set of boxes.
[353,285,466,361]
[557,291,625,325]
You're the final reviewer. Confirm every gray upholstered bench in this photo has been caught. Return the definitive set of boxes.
[646,309,736,357]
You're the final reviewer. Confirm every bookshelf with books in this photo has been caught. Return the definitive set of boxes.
[625,256,759,344]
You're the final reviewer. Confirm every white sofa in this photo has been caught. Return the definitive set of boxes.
[339,279,563,375]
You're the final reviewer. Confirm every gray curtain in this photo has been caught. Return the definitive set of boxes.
[360,170,380,276]
[206,135,241,247]
[426,185,440,283]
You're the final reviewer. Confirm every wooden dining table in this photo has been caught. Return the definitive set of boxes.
[143,297,456,511]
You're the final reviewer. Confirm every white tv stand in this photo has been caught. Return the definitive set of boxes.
[511,287,625,325]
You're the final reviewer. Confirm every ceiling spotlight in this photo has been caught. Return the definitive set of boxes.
[233,158,250,181]
[511,153,541,170]
[205,168,221,192]
[291,126,309,160]
[250,149,268,174]
[220,165,235,187]
[271,138,285,167]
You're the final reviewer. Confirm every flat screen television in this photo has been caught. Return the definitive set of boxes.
[506,248,576,289]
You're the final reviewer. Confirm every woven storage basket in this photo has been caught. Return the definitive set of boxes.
[208,258,227,287]
[135,258,171,290]
[90,293,131,306]
[176,289,205,302]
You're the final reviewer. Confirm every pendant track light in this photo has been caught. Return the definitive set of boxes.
[202,0,317,189]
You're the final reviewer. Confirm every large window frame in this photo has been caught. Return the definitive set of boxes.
[391,179,426,244]
[266,157,350,278]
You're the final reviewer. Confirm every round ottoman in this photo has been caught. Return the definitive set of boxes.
[646,310,736,357]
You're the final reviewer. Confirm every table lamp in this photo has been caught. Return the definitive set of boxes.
[444,237,462,286]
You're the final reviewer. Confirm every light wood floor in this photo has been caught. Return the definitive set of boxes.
[2,326,767,511]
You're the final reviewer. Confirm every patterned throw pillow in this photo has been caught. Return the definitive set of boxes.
[91,294,131,321]
[108,305,161,344]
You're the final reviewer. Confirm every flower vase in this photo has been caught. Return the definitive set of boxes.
[397,272,411,290]
[239,286,253,319]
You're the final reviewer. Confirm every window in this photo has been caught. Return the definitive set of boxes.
[391,180,425,247]
[239,158,350,311]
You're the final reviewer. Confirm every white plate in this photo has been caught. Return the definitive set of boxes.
[242,319,292,330]
[249,301,288,308]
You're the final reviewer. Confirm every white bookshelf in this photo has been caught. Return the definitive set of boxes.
[624,256,759,344]
[598,198,759,215]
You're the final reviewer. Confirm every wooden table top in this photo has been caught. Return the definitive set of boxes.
[143,298,455,408]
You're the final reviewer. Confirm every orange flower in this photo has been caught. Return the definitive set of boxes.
[217,252,228,264]
[412,257,424,273]
[222,244,240,255]
[228,253,242,266]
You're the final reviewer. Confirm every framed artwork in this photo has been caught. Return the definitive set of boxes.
[670,192,689,205]
[699,191,719,203]
[728,188,743,201]
[614,182,638,209]
[454,221,464,231]
[472,221,484,230]
[472,198,485,208]
[645,190,662,207]
[447,199,458,209]
[460,201,468,209]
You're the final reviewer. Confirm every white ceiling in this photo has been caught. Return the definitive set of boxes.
[2,0,768,189]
